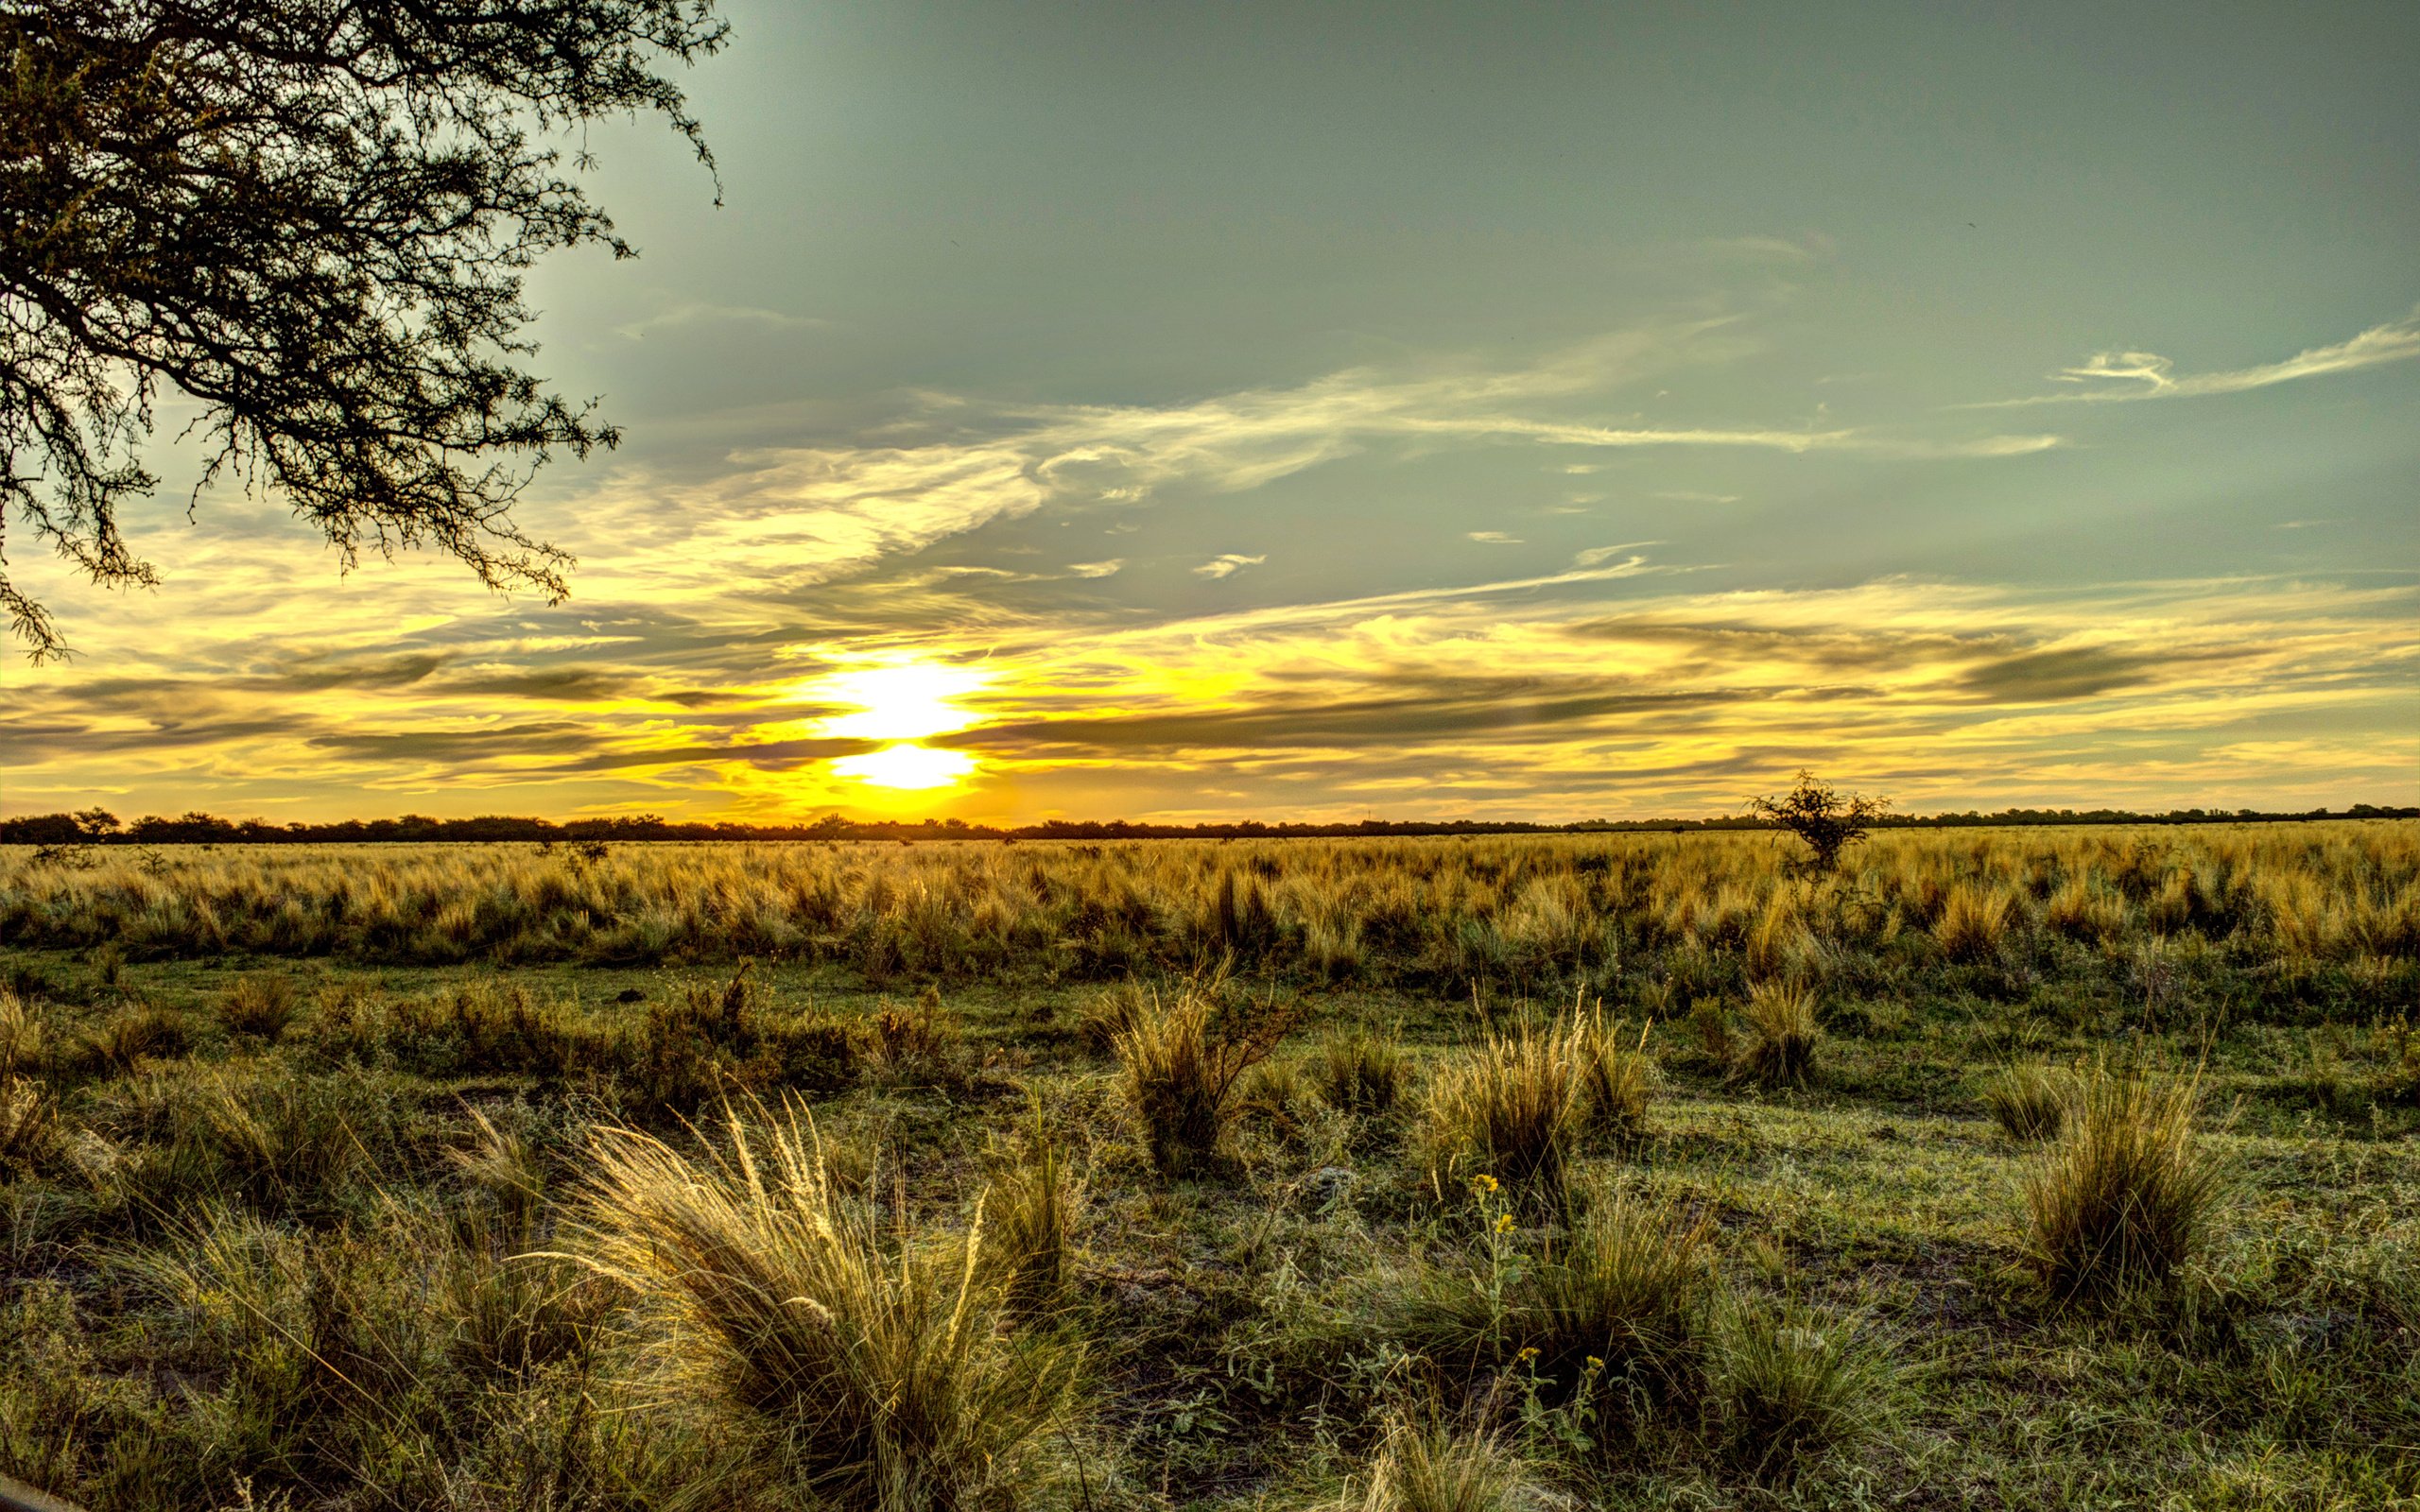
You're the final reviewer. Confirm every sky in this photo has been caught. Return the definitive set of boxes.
[4,0,2417,824]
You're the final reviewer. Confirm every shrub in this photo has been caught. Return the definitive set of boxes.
[2025,1067,2228,1304]
[1114,980,1290,1178]
[1350,1421,1534,1512]
[1748,771,1890,871]
[610,967,861,1119]
[1421,1022,1584,1201]
[573,1104,1085,1510]
[1713,1298,1897,1483]
[219,974,301,1040]
[1981,1063,2069,1142]
[1739,982,1820,1086]
[1313,1028,1409,1117]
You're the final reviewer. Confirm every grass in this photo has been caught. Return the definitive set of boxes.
[2024,1064,2230,1304]
[572,1101,1086,1511]
[0,822,2416,1509]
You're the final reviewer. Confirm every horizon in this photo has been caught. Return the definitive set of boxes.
[5,0,2417,824]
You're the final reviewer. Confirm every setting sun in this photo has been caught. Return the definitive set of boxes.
[830,741,977,790]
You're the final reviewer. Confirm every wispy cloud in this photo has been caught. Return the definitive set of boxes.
[1970,307,2420,407]
[1467,531,1522,544]
[1193,554,1266,580]
[1066,559,1125,577]
[612,301,830,341]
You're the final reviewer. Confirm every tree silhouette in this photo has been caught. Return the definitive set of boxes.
[1,0,727,659]
[1749,770,1891,871]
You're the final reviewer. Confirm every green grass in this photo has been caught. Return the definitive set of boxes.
[2,827,2418,1509]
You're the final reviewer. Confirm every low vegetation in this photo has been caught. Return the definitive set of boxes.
[0,822,2415,1508]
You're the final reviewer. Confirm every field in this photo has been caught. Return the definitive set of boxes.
[3,824,2419,1511]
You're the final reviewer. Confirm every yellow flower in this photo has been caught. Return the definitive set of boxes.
[1516,1346,1540,1363]
[1470,1174,1500,1195]
[1494,1212,1516,1234]
[1584,1355,1605,1371]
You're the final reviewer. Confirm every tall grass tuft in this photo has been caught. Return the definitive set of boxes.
[1981,1063,2070,1143]
[1565,1006,1655,1143]
[1420,1022,1585,1200]
[1740,982,1820,1086]
[0,986,40,1078]
[2024,1066,2228,1304]
[1313,1027,1410,1117]
[1713,1298,1897,1484]
[985,1136,1077,1316]
[1935,883,2014,964]
[0,1075,58,1172]
[1349,1421,1535,1512]
[572,1102,1085,1510]
[1114,979,1289,1178]
[219,973,301,1040]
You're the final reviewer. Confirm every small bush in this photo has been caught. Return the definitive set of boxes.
[610,967,861,1119]
[1981,1063,2069,1143]
[1714,1298,1897,1483]
[1115,980,1290,1178]
[573,1103,1086,1510]
[1351,1421,1534,1512]
[219,974,301,1040]
[1739,982,1820,1086]
[1313,1028,1409,1117]
[2025,1067,2228,1304]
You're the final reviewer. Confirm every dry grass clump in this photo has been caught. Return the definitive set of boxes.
[80,1005,192,1075]
[1739,982,1820,1086]
[1348,1421,1538,1512]
[985,1136,1077,1316]
[1981,1063,2071,1143]
[1313,1027,1410,1117]
[1934,884,2014,964]
[218,973,301,1040]
[1565,1007,1655,1142]
[0,1074,59,1172]
[1421,1022,1586,1200]
[614,967,862,1119]
[0,986,42,1077]
[1713,1298,1898,1484]
[869,987,966,1089]
[572,1103,1085,1511]
[1114,979,1290,1178]
[2025,1066,2229,1304]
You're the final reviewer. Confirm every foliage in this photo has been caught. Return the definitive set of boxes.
[1749,770,1892,871]
[0,0,726,657]
[2025,1065,2229,1304]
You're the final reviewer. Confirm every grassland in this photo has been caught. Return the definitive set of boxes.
[2,824,2417,1510]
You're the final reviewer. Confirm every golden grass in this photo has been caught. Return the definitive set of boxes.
[570,1102,1085,1510]
[2024,1066,2229,1304]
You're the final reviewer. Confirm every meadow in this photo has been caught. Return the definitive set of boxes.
[2,823,2417,1511]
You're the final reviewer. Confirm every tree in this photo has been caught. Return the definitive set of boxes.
[1748,770,1891,871]
[1,0,727,659]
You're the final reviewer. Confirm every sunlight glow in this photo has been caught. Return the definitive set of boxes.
[810,660,991,741]
[832,742,978,790]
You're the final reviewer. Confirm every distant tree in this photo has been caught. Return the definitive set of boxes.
[1,0,728,659]
[1749,770,1891,871]
[71,805,121,836]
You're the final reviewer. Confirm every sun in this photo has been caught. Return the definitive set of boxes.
[803,657,991,792]
[831,742,979,791]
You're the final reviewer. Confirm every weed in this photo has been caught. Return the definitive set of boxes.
[1115,979,1291,1178]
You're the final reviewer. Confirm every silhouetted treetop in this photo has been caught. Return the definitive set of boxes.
[1,0,726,658]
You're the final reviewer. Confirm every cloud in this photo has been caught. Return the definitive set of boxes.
[612,301,829,340]
[1065,559,1125,577]
[1467,531,1521,544]
[1574,541,1659,568]
[1972,307,2420,407]
[1193,554,1266,580]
